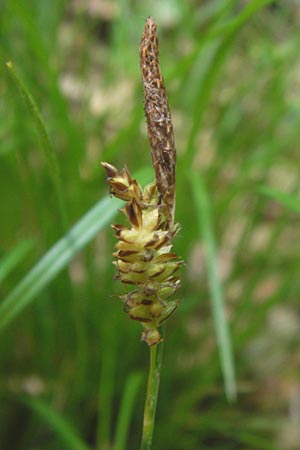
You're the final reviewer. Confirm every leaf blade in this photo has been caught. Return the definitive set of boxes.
[25,397,90,450]
[0,196,121,331]
[113,372,143,450]
[258,186,300,213]
[0,167,153,332]
[5,61,68,229]
[190,170,236,402]
[0,239,34,283]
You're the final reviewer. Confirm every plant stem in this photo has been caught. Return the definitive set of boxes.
[140,326,165,450]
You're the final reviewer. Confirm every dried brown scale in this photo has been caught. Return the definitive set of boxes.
[140,16,176,228]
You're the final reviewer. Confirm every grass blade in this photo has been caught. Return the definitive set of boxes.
[0,196,121,332]
[0,239,34,283]
[209,0,275,39]
[5,61,68,229]
[190,170,236,402]
[24,397,90,450]
[113,372,143,450]
[0,167,152,333]
[184,0,275,168]
[258,185,300,213]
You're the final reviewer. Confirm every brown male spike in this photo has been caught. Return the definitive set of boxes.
[139,16,176,229]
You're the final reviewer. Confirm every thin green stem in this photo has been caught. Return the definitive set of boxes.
[140,326,165,450]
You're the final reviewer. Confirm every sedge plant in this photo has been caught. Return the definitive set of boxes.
[102,17,183,450]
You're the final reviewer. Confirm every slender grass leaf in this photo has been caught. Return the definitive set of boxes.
[0,196,120,331]
[8,0,85,175]
[190,170,236,402]
[209,0,276,40]
[258,186,300,213]
[96,309,118,450]
[0,239,34,283]
[24,397,90,450]
[166,0,274,81]
[184,0,275,168]
[0,167,152,332]
[5,61,68,229]
[184,33,236,169]
[113,372,143,450]
[225,429,280,450]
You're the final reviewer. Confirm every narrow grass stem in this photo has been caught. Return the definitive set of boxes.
[140,326,165,450]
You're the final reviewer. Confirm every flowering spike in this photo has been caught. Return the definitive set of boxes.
[101,18,182,346]
[140,16,176,229]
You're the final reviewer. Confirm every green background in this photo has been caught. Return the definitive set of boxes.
[1,1,300,449]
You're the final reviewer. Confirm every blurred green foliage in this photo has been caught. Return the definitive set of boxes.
[1,1,300,449]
